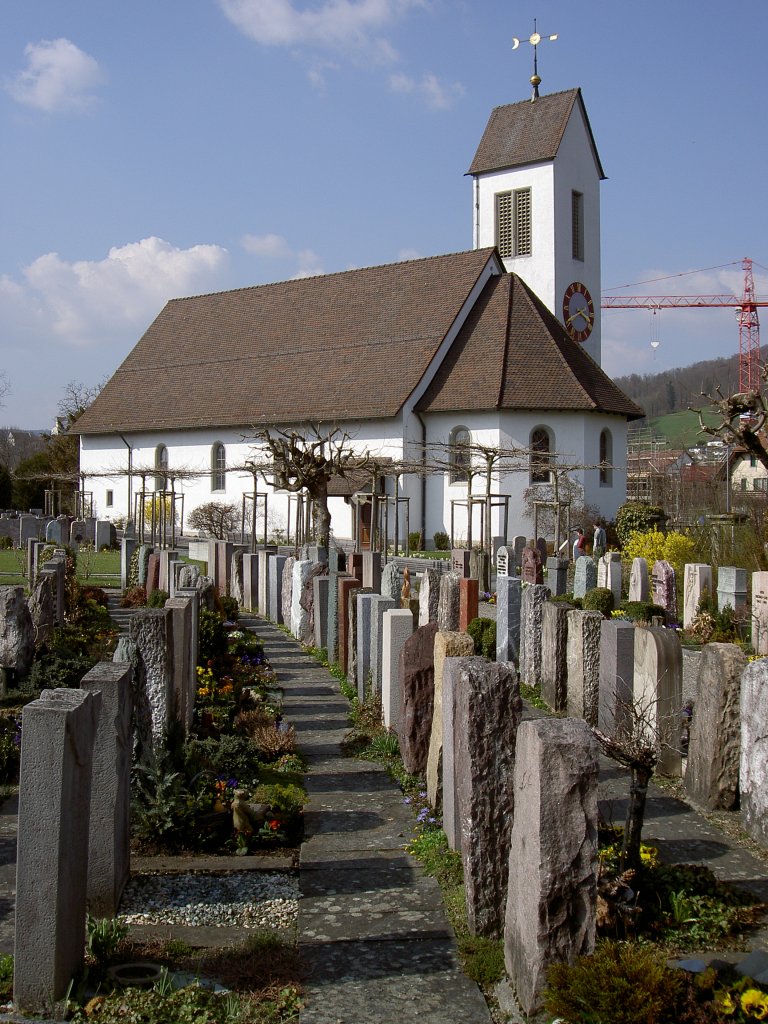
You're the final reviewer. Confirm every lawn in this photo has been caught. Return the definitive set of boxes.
[0,548,121,589]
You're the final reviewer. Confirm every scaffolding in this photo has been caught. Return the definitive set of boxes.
[241,491,269,551]
[133,487,184,548]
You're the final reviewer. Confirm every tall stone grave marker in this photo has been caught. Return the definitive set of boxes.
[684,643,745,811]
[337,576,361,674]
[546,557,569,596]
[628,557,649,602]
[459,577,479,632]
[651,559,677,623]
[599,620,635,737]
[398,621,438,775]
[683,563,713,628]
[521,544,543,584]
[597,552,622,608]
[504,718,599,1017]
[380,562,403,601]
[312,573,330,650]
[633,626,683,775]
[452,549,471,577]
[573,556,597,599]
[290,560,313,639]
[165,596,196,730]
[14,688,100,1015]
[281,556,296,628]
[418,567,441,627]
[752,571,768,655]
[496,576,521,665]
[519,583,551,688]
[512,535,527,573]
[496,546,511,578]
[717,566,747,613]
[437,571,461,631]
[81,663,132,917]
[243,552,259,612]
[355,592,378,699]
[566,609,603,725]
[381,608,414,731]
[268,554,288,624]
[453,658,522,936]
[362,551,382,592]
[128,608,174,753]
[426,631,474,809]
[370,594,397,693]
[740,657,768,847]
[540,601,571,712]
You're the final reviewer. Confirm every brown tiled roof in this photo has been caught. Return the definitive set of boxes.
[415,274,644,419]
[75,249,498,435]
[467,88,606,179]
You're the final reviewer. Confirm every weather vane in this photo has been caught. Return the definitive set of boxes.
[512,18,558,100]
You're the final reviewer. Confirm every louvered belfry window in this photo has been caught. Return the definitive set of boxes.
[496,192,513,258]
[572,190,584,261]
[514,187,532,257]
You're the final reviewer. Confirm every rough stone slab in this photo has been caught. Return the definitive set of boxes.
[459,577,479,632]
[504,717,599,1017]
[398,622,438,776]
[741,658,768,847]
[495,576,521,665]
[437,571,461,631]
[418,568,441,627]
[519,584,551,688]
[370,595,397,694]
[426,631,474,810]
[540,601,570,712]
[598,620,635,736]
[565,608,602,725]
[633,626,683,775]
[381,609,414,732]
[684,643,745,812]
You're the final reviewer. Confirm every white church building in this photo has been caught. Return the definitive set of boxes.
[75,87,642,548]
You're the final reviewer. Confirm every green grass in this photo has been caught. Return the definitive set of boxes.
[646,407,721,449]
[0,548,120,589]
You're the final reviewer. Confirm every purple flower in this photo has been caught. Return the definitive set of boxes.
[403,797,412,805]
[416,807,429,823]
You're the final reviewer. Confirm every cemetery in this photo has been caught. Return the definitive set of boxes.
[0,502,766,1024]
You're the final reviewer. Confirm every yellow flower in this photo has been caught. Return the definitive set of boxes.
[741,988,768,1019]
[714,989,736,1015]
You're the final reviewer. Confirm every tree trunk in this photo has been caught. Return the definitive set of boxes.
[621,764,652,873]
[313,480,331,549]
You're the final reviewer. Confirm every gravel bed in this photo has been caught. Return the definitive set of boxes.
[118,871,299,931]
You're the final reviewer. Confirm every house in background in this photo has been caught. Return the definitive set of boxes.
[74,87,642,546]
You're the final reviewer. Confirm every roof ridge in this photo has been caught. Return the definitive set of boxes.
[496,276,513,409]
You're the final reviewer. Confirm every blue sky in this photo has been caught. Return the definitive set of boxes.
[2,0,767,429]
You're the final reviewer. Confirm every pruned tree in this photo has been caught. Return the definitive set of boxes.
[246,424,374,549]
[694,368,768,473]
[187,501,239,539]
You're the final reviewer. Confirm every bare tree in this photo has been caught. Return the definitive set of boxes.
[694,368,768,473]
[246,424,374,549]
[187,501,238,539]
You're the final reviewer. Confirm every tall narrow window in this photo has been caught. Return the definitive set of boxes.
[495,187,532,258]
[572,190,584,261]
[599,429,613,486]
[154,445,168,492]
[449,427,471,483]
[530,427,552,483]
[211,442,226,492]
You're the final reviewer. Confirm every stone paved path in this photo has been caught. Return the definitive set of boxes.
[241,615,493,1024]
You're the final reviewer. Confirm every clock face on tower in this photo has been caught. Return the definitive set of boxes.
[562,282,595,343]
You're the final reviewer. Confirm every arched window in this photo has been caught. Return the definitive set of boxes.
[211,442,226,492]
[449,426,471,484]
[530,427,552,483]
[599,429,613,486]
[154,444,168,492]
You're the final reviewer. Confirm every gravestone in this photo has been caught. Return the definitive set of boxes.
[0,586,35,681]
[651,559,677,623]
[355,592,378,699]
[717,566,747,613]
[683,563,713,629]
[496,546,511,578]
[496,576,521,665]
[301,561,328,644]
[437,571,461,631]
[540,601,571,712]
[536,538,548,564]
[398,621,438,775]
[512,535,527,572]
[14,688,100,1015]
[628,557,649,602]
[313,574,330,650]
[268,554,288,625]
[752,571,768,656]
[45,519,63,544]
[380,562,403,601]
[290,560,313,640]
[28,573,56,651]
[94,520,115,551]
[633,626,683,775]
[120,533,137,590]
[347,552,364,584]
[158,549,179,594]
[243,552,259,612]
[741,658,768,847]
[504,718,599,1017]
[599,620,636,737]
[281,556,296,628]
[566,609,603,725]
[597,552,622,609]
[81,663,132,917]
[572,555,597,599]
[521,545,543,585]
[519,583,551,688]
[137,544,152,587]
[459,577,479,632]
[165,596,196,731]
[370,594,397,693]
[381,609,414,731]
[338,576,361,674]
[127,608,174,753]
[418,567,442,627]
[452,549,471,577]
[145,553,160,597]
[426,631,475,809]
[258,550,271,617]
[27,538,45,588]
[229,547,245,606]
[362,551,382,592]
[453,658,522,937]
[546,557,568,596]
[469,549,489,588]
[684,643,745,811]
[326,569,347,664]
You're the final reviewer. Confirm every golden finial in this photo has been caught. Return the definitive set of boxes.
[512,19,558,100]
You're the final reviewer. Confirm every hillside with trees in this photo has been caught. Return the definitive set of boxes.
[614,353,740,420]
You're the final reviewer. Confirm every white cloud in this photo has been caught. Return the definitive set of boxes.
[218,0,422,58]
[6,38,105,113]
[6,237,229,348]
[293,248,324,278]
[241,232,293,258]
[397,247,422,261]
[389,71,464,109]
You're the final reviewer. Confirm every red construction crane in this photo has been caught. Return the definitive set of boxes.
[602,257,768,392]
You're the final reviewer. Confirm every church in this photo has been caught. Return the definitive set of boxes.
[74,86,642,548]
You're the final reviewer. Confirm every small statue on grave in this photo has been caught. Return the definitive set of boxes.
[521,544,543,585]
[232,790,269,835]
[401,566,411,608]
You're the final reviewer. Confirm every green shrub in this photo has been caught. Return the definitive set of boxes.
[120,585,147,607]
[0,537,12,550]
[583,586,615,617]
[219,594,239,621]
[466,617,496,660]
[147,588,170,608]
[433,530,450,551]
[408,530,423,552]
[621,600,666,623]
[545,940,684,1024]
[28,651,97,691]
[198,609,228,663]
[0,717,21,784]
[183,735,263,785]
[615,502,667,546]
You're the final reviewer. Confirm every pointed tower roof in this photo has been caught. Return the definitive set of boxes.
[467,88,606,179]
[415,273,642,417]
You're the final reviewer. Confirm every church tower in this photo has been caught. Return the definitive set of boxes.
[467,88,605,364]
